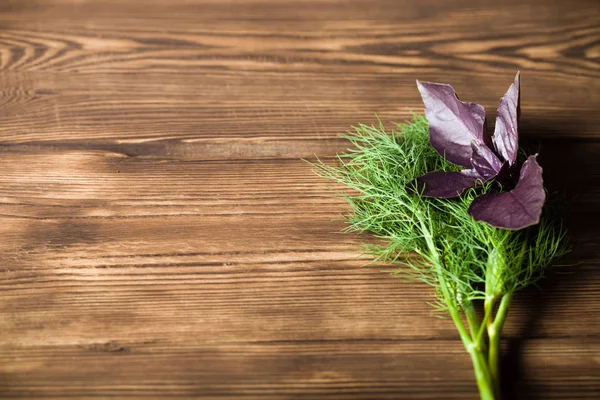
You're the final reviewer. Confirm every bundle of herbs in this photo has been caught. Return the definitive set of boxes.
[312,73,568,399]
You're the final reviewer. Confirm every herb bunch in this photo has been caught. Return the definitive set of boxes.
[312,116,568,399]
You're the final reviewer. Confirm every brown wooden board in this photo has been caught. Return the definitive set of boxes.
[1,1,599,399]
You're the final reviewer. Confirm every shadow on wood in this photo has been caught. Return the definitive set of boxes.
[500,118,600,400]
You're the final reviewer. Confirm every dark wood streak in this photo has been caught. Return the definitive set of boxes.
[0,0,599,399]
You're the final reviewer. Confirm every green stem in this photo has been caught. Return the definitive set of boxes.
[447,292,495,400]
[475,297,495,348]
[487,293,512,398]
[464,301,480,341]
[415,216,495,399]
[468,348,496,400]
[415,215,472,346]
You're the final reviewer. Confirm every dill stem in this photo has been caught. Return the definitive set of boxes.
[416,216,495,399]
[446,288,495,400]
[464,301,481,341]
[468,348,496,400]
[415,214,472,346]
[475,299,495,348]
[487,293,512,398]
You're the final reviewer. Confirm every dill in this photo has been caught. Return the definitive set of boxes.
[311,115,568,400]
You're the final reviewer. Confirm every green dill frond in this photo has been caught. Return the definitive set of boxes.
[311,115,569,313]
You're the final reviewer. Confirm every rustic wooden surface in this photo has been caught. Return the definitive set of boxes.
[1,0,599,399]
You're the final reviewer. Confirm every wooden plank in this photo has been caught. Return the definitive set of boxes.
[0,0,598,143]
[0,339,597,399]
[0,154,598,397]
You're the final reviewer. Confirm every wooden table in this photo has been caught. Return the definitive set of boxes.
[1,1,599,399]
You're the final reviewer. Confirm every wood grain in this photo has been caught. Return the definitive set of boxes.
[0,0,599,399]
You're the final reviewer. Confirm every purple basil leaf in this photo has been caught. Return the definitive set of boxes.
[493,72,520,165]
[416,80,487,168]
[417,171,478,198]
[460,168,481,178]
[470,140,502,180]
[468,155,545,230]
